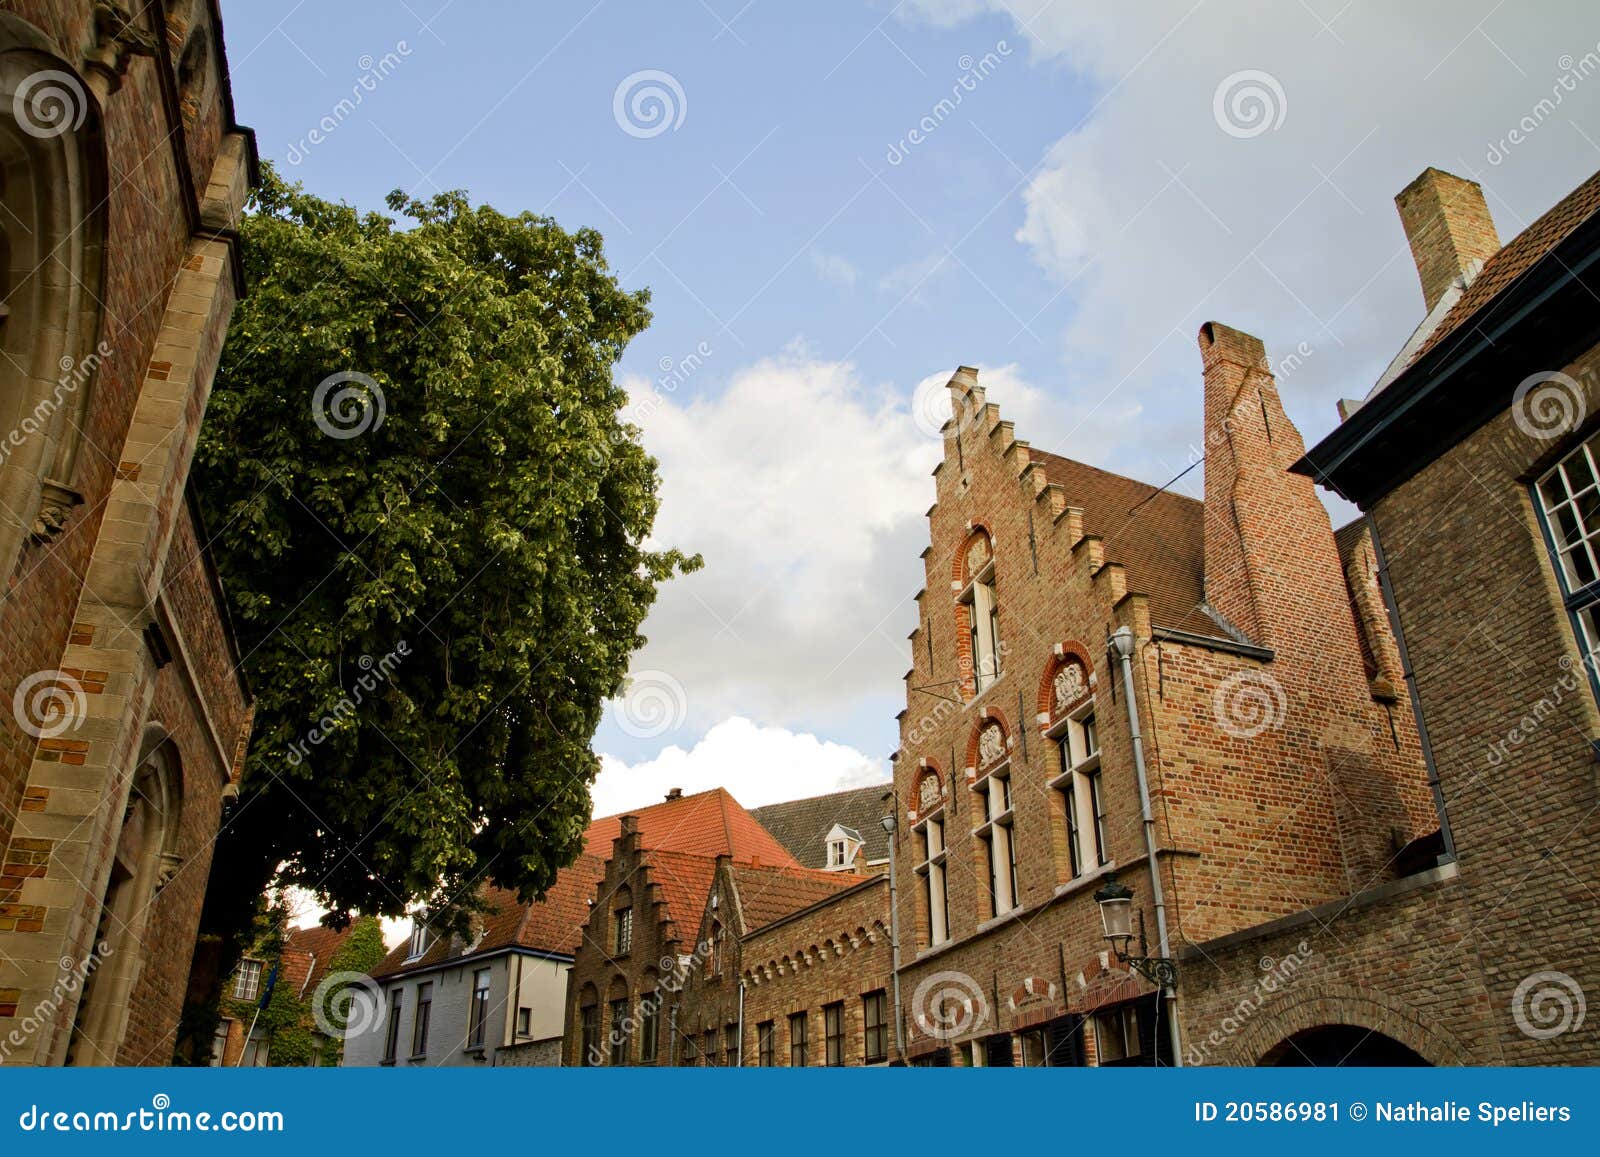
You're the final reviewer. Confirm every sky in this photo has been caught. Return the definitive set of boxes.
[222,0,1600,826]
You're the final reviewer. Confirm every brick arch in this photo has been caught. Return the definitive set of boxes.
[952,523,995,586]
[1036,642,1097,729]
[964,707,1013,780]
[908,759,946,823]
[1217,983,1474,1067]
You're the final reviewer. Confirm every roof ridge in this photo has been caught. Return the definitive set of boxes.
[750,782,892,810]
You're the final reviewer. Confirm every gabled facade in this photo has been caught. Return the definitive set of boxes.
[0,0,257,1067]
[887,347,1440,1066]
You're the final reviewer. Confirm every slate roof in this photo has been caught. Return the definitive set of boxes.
[751,784,894,870]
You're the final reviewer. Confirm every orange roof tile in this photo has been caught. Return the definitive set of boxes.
[584,787,800,867]
[729,862,860,934]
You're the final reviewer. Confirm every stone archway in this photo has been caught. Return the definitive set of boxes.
[1261,1024,1430,1066]
[1220,983,1472,1067]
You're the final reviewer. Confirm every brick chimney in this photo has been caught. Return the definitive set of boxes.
[1199,322,1338,651]
[1395,168,1500,312]
[664,787,683,801]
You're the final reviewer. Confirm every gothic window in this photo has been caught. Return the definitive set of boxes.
[958,532,1002,695]
[66,736,182,1065]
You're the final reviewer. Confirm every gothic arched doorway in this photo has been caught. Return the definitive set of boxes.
[1260,1024,1431,1067]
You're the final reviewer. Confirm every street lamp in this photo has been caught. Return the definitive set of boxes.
[1093,873,1177,989]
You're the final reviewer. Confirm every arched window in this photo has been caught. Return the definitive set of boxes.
[910,764,950,947]
[577,982,600,1067]
[956,530,1002,695]
[611,885,633,955]
[67,733,182,1065]
[968,716,1017,918]
[0,43,107,575]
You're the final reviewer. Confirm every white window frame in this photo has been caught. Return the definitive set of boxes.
[972,761,1018,918]
[959,559,1003,694]
[914,811,950,946]
[1048,708,1106,877]
[405,921,430,962]
[232,959,263,1002]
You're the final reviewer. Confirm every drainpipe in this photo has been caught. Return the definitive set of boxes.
[882,811,905,1062]
[737,979,745,1067]
[1108,625,1182,1066]
[1366,515,1456,860]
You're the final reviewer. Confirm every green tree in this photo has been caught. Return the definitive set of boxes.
[194,166,695,953]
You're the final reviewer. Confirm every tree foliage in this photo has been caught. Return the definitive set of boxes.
[196,166,695,938]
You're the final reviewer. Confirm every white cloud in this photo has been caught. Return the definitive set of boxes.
[878,252,952,301]
[593,716,889,816]
[896,0,1600,492]
[809,248,859,290]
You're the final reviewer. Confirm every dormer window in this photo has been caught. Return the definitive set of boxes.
[822,824,862,870]
[827,839,847,867]
[405,920,431,961]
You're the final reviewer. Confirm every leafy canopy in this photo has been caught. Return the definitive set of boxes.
[197,166,695,932]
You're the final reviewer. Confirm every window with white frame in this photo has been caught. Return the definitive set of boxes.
[1536,433,1600,676]
[915,810,950,947]
[232,959,263,1002]
[467,968,491,1049]
[959,540,1003,694]
[974,762,1018,918]
[1051,711,1106,876]
[827,838,847,867]
[405,921,431,961]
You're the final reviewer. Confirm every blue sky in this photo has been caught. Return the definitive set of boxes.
[221,1,1600,814]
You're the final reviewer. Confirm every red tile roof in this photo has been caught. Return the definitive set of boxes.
[585,787,800,867]
[1031,451,1210,635]
[1411,168,1600,365]
[283,923,357,995]
[729,862,860,934]
[638,850,721,942]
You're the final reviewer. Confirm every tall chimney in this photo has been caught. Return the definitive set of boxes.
[1394,168,1500,313]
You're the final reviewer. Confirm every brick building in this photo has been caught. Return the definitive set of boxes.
[884,326,1441,1064]
[0,1,255,1066]
[562,787,807,1066]
[1267,164,1600,1065]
